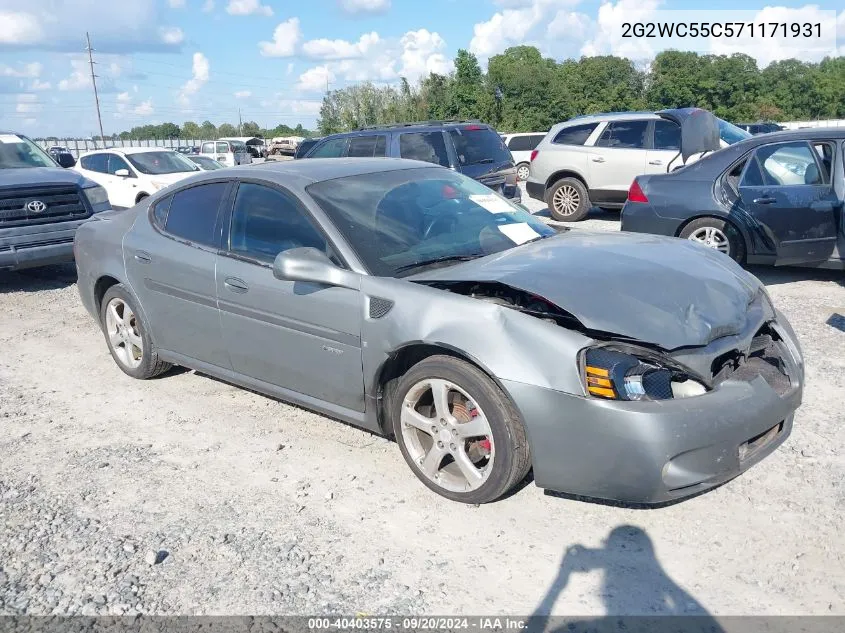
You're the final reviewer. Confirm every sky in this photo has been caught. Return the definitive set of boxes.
[1,0,843,137]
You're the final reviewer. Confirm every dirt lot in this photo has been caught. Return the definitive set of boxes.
[1,192,844,617]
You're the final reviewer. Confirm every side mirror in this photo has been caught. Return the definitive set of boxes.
[115,168,130,177]
[57,154,76,168]
[272,248,359,290]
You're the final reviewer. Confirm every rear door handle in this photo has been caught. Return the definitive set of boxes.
[134,251,151,263]
[753,197,776,205]
[591,157,605,163]
[224,277,249,293]
[648,160,663,165]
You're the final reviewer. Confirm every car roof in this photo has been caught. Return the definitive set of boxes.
[222,157,439,184]
[565,111,660,125]
[80,146,181,157]
[322,121,492,139]
[502,132,547,137]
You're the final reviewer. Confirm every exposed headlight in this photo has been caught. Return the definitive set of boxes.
[81,184,109,209]
[581,346,707,401]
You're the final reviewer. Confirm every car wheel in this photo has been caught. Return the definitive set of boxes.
[135,193,149,204]
[548,177,590,222]
[679,217,746,263]
[391,355,531,504]
[516,163,530,182]
[100,284,171,379]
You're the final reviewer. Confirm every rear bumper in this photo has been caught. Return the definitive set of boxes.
[620,201,684,237]
[504,366,802,505]
[526,180,545,202]
[0,220,89,271]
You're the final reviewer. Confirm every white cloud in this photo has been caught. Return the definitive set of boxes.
[234,90,252,98]
[203,0,215,11]
[287,62,294,75]
[296,65,335,93]
[398,29,453,79]
[338,0,390,15]
[302,32,381,60]
[29,79,50,90]
[16,93,41,114]
[168,0,186,7]
[58,60,91,92]
[226,0,273,16]
[159,26,185,45]
[133,100,154,116]
[259,18,301,57]
[0,11,43,44]
[178,52,210,106]
[0,62,43,78]
[0,2,183,52]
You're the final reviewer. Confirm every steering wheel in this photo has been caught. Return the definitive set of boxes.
[422,211,458,240]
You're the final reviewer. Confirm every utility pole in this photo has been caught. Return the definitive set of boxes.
[86,32,105,146]
[238,108,243,135]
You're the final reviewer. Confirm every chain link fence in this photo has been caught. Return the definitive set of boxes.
[35,139,214,159]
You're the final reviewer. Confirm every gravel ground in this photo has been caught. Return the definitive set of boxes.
[1,185,844,616]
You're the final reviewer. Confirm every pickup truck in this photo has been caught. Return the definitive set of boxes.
[1,131,110,272]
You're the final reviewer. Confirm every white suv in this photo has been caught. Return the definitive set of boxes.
[501,132,547,181]
[526,112,751,221]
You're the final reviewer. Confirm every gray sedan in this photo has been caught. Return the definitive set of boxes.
[74,158,804,504]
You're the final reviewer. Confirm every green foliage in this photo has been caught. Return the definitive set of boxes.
[116,118,314,140]
[318,47,845,135]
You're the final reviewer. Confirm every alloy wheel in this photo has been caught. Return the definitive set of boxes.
[552,184,580,216]
[400,379,495,493]
[104,298,143,369]
[517,165,530,181]
[688,226,730,255]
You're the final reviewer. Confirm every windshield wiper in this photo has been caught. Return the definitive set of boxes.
[465,158,495,165]
[395,253,485,274]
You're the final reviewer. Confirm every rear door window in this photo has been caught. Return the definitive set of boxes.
[201,142,214,154]
[653,120,681,151]
[552,123,598,146]
[216,142,230,153]
[310,137,348,158]
[347,135,385,158]
[399,132,450,167]
[449,127,511,167]
[753,141,826,186]
[164,182,228,247]
[596,121,649,149]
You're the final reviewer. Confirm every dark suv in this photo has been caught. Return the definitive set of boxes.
[303,121,520,202]
[1,131,111,272]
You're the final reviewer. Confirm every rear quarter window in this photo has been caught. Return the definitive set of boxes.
[507,134,545,152]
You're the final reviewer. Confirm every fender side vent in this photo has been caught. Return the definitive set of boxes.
[368,297,394,319]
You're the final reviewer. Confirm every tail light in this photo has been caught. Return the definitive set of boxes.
[627,180,648,203]
[530,150,538,162]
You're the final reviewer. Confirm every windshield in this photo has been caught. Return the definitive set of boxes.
[307,167,555,277]
[718,118,752,145]
[126,150,199,175]
[449,127,512,166]
[0,133,58,169]
[189,155,224,170]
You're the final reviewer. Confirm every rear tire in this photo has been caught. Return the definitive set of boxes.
[100,284,171,380]
[547,177,590,222]
[679,217,746,263]
[390,355,530,504]
[516,163,530,182]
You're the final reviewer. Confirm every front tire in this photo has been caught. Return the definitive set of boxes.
[390,355,531,504]
[100,284,171,379]
[547,177,590,222]
[679,217,746,263]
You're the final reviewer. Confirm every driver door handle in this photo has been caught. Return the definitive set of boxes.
[648,159,663,165]
[591,157,605,163]
[134,251,151,263]
[753,197,776,205]
[224,277,249,293]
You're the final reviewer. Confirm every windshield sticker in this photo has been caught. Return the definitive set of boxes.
[498,222,540,245]
[0,134,24,144]
[470,194,514,214]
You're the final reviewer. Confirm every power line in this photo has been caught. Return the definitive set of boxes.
[86,32,106,142]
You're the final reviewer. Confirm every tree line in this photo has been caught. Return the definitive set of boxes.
[317,46,845,134]
[102,121,314,141]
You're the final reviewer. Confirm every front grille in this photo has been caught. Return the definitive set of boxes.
[0,185,91,228]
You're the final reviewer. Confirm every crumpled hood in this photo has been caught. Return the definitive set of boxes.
[410,231,763,350]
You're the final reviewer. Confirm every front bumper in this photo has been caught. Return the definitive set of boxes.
[0,220,89,271]
[503,364,802,505]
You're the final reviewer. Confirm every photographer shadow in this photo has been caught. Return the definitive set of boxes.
[525,525,726,633]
